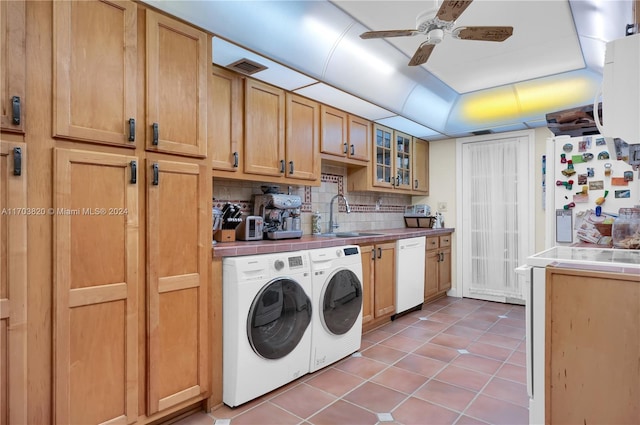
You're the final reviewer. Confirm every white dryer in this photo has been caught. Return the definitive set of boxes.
[308,245,363,373]
[222,251,312,407]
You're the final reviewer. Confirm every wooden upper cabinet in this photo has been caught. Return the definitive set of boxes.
[244,79,285,177]
[146,159,209,414]
[0,141,27,425]
[210,65,242,172]
[320,105,370,163]
[53,0,137,146]
[285,93,320,182]
[320,105,348,157]
[146,10,208,157]
[412,138,429,194]
[347,115,371,162]
[0,0,25,134]
[53,148,139,424]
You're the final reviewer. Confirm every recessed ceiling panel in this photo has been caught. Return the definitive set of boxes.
[295,83,393,120]
[333,0,585,93]
[375,116,441,139]
[212,38,317,91]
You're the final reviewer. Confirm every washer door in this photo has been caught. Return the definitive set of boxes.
[247,278,312,360]
[321,269,362,335]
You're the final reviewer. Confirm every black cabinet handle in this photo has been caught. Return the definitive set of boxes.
[343,142,348,154]
[152,123,159,145]
[396,176,400,186]
[371,248,376,260]
[128,118,135,142]
[11,96,20,125]
[280,159,285,173]
[350,144,355,156]
[377,247,382,259]
[130,161,137,184]
[414,179,419,189]
[152,163,159,185]
[289,161,294,174]
[13,147,21,176]
[233,152,239,168]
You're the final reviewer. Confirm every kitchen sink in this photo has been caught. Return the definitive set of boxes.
[318,232,384,238]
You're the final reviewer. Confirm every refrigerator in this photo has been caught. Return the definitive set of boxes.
[545,134,639,246]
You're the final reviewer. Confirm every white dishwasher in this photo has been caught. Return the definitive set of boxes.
[394,236,426,317]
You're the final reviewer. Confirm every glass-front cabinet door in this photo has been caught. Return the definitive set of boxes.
[395,131,412,190]
[373,124,413,191]
[374,125,393,189]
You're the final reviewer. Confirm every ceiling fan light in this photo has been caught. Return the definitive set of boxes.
[428,28,445,44]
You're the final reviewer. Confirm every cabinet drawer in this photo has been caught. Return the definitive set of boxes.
[426,237,439,250]
[439,235,451,248]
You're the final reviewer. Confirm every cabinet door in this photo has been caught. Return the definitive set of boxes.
[53,0,137,146]
[320,105,348,158]
[0,0,25,133]
[360,245,375,326]
[412,138,429,194]
[244,79,285,177]
[395,131,413,191]
[424,249,439,299]
[374,242,396,318]
[146,11,208,157]
[286,93,319,181]
[347,115,370,162]
[147,159,209,414]
[209,66,242,172]
[53,148,138,424]
[438,247,452,292]
[372,125,394,189]
[0,142,27,425]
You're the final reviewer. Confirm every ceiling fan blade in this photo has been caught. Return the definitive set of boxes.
[408,43,435,66]
[360,29,418,39]
[452,26,514,42]
[436,0,474,22]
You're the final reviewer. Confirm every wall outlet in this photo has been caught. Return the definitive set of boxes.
[437,201,447,212]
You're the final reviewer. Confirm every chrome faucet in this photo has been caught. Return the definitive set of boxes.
[328,194,351,233]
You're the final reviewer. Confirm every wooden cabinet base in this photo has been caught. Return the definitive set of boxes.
[545,266,640,424]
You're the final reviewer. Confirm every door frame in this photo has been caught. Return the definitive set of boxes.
[455,130,536,302]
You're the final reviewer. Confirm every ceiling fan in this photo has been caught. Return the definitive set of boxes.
[359,0,514,66]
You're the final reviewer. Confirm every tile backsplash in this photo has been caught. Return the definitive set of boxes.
[213,164,411,235]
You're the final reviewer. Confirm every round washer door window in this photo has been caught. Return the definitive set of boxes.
[321,269,362,335]
[247,278,312,359]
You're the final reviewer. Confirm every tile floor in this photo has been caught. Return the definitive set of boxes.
[177,296,528,425]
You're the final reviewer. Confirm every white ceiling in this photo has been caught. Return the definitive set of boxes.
[144,0,634,139]
[333,0,585,93]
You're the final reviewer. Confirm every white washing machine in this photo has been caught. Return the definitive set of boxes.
[308,245,363,373]
[222,251,312,407]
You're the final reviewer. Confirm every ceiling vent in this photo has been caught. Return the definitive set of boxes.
[227,58,268,75]
[472,129,493,136]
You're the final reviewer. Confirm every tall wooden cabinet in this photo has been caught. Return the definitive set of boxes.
[0,0,25,133]
[146,11,208,157]
[146,158,209,414]
[424,234,452,302]
[0,142,27,425]
[53,148,139,424]
[50,2,211,422]
[53,0,137,146]
[360,242,396,331]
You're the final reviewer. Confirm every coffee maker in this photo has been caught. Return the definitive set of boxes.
[253,193,303,240]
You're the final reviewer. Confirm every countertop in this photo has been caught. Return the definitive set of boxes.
[212,227,455,258]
